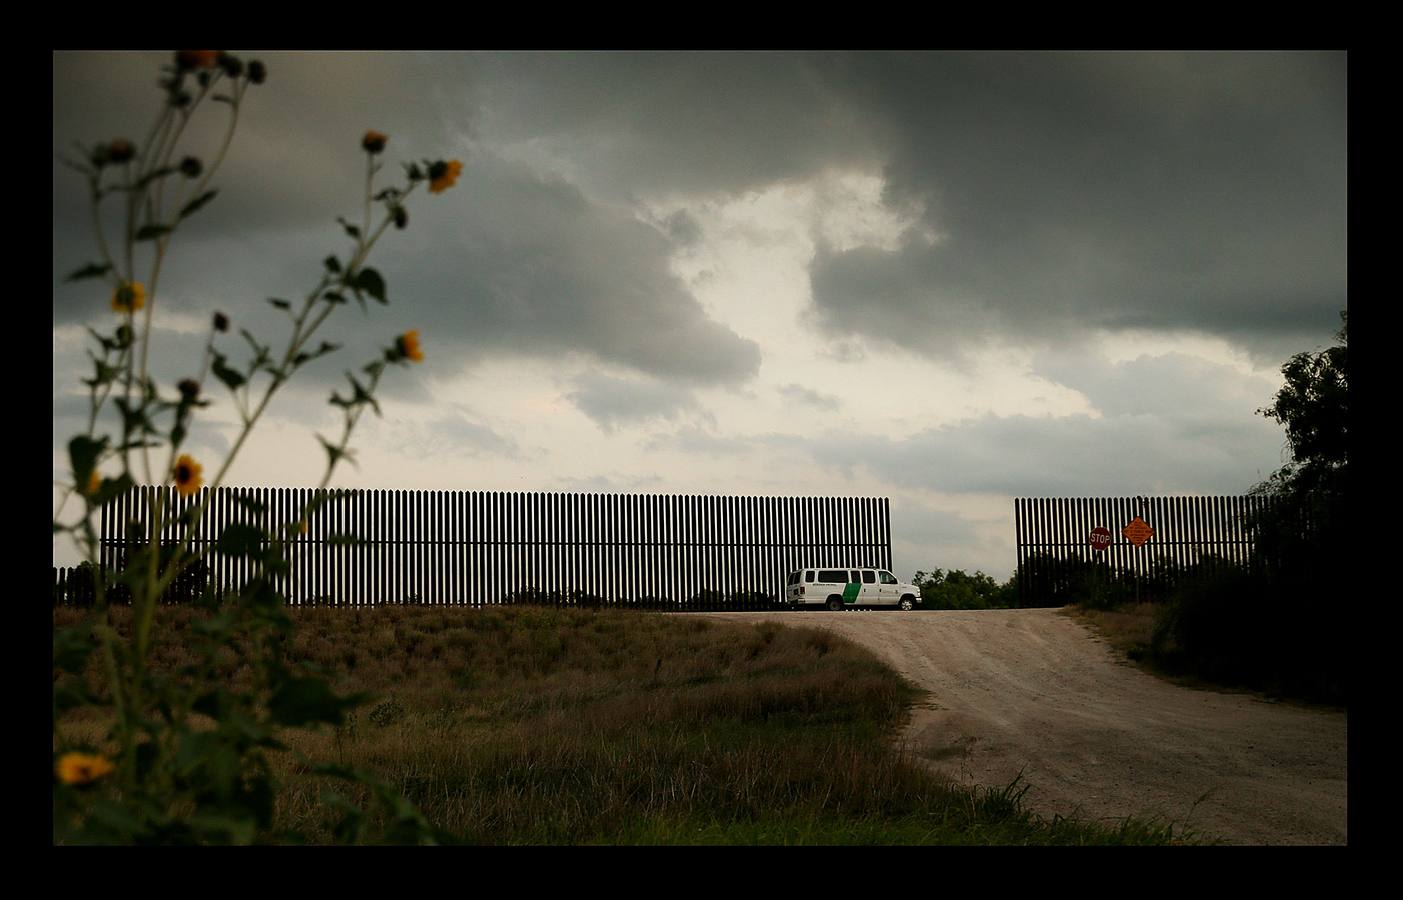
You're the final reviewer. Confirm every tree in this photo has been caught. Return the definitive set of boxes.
[1241,311,1347,700]
[1256,311,1347,497]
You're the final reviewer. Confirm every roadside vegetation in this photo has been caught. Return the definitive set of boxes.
[54,604,1191,844]
[1065,314,1347,708]
[911,568,1019,609]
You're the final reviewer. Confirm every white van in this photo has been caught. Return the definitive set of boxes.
[785,567,922,611]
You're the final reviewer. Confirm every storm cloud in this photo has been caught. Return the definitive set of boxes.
[805,51,1347,363]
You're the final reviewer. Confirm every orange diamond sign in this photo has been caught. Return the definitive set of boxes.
[1122,515,1154,547]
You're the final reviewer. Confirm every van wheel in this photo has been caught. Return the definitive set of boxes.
[899,596,915,611]
[827,596,844,612]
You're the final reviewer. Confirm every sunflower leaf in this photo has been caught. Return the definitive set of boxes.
[179,190,219,220]
[216,523,266,558]
[353,267,387,304]
[317,435,345,467]
[68,436,108,486]
[211,354,246,391]
[135,224,173,241]
[66,262,112,282]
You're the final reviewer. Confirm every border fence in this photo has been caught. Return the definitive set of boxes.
[53,486,893,609]
[1014,495,1272,606]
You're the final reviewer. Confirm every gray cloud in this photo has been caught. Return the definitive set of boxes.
[411,152,761,384]
[554,472,665,493]
[777,383,841,411]
[470,51,879,201]
[663,209,703,247]
[1030,349,1279,423]
[53,53,761,390]
[889,502,997,580]
[433,51,1346,363]
[371,412,521,460]
[428,414,519,458]
[643,425,764,458]
[52,51,471,247]
[566,373,706,432]
[808,409,1283,499]
[803,348,1288,498]
[804,51,1347,364]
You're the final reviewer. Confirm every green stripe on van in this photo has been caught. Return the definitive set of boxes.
[843,582,861,603]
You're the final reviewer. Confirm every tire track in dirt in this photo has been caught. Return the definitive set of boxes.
[694,608,1347,845]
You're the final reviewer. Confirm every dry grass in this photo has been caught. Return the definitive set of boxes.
[55,604,1184,844]
[1062,603,1158,663]
[1063,603,1286,702]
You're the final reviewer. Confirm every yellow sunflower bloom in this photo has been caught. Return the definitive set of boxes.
[397,330,424,363]
[111,282,146,314]
[428,160,463,194]
[173,454,203,496]
[85,470,101,497]
[56,752,116,785]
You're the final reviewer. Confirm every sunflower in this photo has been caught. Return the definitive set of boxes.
[56,752,115,786]
[428,160,463,194]
[85,470,101,497]
[362,130,388,154]
[173,454,203,496]
[111,282,145,314]
[397,330,424,363]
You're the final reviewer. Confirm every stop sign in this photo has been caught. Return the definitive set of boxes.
[1089,526,1112,552]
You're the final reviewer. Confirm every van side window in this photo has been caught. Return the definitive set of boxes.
[862,570,876,584]
[804,570,815,583]
[818,570,847,583]
[850,571,860,583]
[787,571,800,586]
[880,570,898,585]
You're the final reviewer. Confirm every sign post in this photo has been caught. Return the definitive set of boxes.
[1121,514,1155,603]
[1088,526,1112,604]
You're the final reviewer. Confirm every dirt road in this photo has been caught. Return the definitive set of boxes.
[695,608,1347,845]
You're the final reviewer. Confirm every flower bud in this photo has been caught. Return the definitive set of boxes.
[247,60,267,84]
[179,156,202,178]
[107,139,136,164]
[213,311,230,333]
[393,206,408,229]
[178,378,200,401]
[362,130,388,155]
[218,53,243,79]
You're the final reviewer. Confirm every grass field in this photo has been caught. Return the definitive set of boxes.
[55,604,1191,844]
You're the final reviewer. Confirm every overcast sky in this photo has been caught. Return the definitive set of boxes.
[52,50,1347,581]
